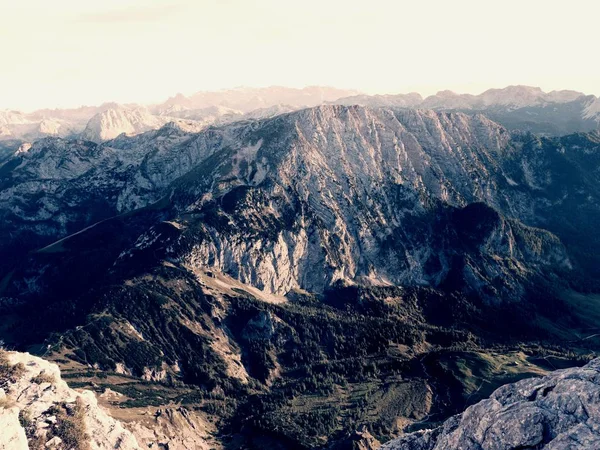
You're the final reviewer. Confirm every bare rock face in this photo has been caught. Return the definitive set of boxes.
[0,351,219,450]
[0,350,141,450]
[81,107,169,142]
[381,358,600,450]
[0,403,28,450]
[1,105,578,302]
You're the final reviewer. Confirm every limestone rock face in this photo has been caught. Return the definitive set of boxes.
[0,405,28,450]
[81,107,167,142]
[2,105,584,301]
[0,351,141,450]
[381,358,600,450]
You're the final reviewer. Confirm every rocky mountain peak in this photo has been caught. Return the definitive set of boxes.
[0,104,575,299]
[81,107,166,143]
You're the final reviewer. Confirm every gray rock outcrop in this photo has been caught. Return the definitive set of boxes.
[382,358,600,450]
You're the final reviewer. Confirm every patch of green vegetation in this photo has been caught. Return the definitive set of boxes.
[46,398,90,450]
[19,410,44,450]
[67,381,94,389]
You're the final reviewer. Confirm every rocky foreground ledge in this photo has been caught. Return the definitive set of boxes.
[382,358,600,450]
[3,351,600,450]
[0,350,140,450]
[0,351,217,450]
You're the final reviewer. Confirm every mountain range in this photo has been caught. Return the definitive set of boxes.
[0,87,357,145]
[1,86,598,148]
[1,88,600,449]
[333,86,600,135]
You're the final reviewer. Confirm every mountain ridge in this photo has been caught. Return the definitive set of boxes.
[2,85,598,145]
[0,105,588,291]
[333,86,600,135]
[2,103,600,449]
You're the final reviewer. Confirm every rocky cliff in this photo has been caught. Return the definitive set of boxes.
[1,106,580,299]
[0,350,216,450]
[382,358,600,450]
[0,350,140,450]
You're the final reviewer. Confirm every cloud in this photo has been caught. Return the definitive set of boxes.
[75,3,186,24]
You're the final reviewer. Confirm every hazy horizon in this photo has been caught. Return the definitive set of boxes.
[3,0,600,111]
[3,84,600,114]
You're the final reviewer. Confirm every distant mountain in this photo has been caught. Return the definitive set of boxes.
[420,86,586,110]
[3,86,597,143]
[156,86,360,113]
[331,92,423,108]
[81,106,169,142]
[584,96,600,120]
[0,110,78,141]
[333,86,600,135]
[332,85,589,111]
[0,86,356,143]
[0,103,136,142]
[4,105,600,300]
[158,104,242,121]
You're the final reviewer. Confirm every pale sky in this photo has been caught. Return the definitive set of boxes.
[2,0,599,111]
